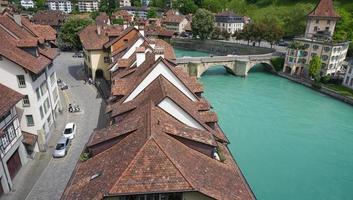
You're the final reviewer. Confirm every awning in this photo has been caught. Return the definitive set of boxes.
[22,132,38,146]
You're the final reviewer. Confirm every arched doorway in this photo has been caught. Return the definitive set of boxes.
[95,69,104,79]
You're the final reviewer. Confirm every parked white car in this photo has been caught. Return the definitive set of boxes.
[63,122,77,140]
[53,136,71,158]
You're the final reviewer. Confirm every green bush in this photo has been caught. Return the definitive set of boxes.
[112,18,124,25]
[79,152,91,162]
[320,76,331,84]
[270,57,285,71]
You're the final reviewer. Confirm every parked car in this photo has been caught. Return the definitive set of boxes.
[53,136,71,158]
[73,51,83,58]
[63,122,77,140]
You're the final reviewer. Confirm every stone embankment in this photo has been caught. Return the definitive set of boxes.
[278,72,353,106]
[171,38,275,56]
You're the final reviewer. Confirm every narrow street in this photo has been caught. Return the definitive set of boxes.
[1,52,107,200]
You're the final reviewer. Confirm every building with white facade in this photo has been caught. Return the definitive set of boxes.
[20,0,34,9]
[0,12,61,152]
[0,84,28,196]
[283,0,350,77]
[214,11,244,34]
[343,61,353,89]
[78,0,99,12]
[119,0,130,7]
[162,10,188,34]
[47,0,72,13]
[140,0,149,6]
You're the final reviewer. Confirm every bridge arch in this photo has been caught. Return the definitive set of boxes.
[246,61,275,75]
[198,63,236,77]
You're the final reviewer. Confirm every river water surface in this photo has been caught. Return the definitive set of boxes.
[174,48,353,200]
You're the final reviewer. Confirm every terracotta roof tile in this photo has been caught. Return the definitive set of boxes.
[22,131,38,146]
[308,0,340,18]
[32,10,68,27]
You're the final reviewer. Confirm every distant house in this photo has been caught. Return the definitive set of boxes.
[214,11,245,34]
[47,0,72,13]
[120,6,149,19]
[20,0,34,9]
[145,25,173,40]
[32,10,68,31]
[162,10,188,34]
[140,0,149,6]
[95,12,110,25]
[0,84,28,195]
[119,0,130,7]
[77,0,99,12]
[111,10,134,24]
[343,61,353,89]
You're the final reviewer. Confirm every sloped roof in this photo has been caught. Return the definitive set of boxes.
[32,10,68,27]
[0,84,23,117]
[308,0,340,19]
[79,24,124,50]
[0,13,57,74]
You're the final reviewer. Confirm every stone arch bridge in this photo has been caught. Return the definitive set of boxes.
[175,53,278,78]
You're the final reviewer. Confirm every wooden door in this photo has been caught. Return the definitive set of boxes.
[6,149,22,180]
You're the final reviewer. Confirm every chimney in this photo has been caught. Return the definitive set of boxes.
[123,21,128,30]
[154,47,164,61]
[97,25,101,35]
[136,47,146,67]
[139,26,145,37]
[13,14,22,26]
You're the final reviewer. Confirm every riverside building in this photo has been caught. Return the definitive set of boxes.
[0,12,61,153]
[47,0,72,13]
[214,11,245,34]
[62,42,255,200]
[283,0,349,77]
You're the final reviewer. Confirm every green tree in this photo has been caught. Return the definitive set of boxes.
[262,18,284,47]
[58,18,93,50]
[90,11,100,20]
[35,0,46,10]
[147,8,158,18]
[191,9,214,40]
[175,0,198,14]
[210,27,221,40]
[221,30,231,40]
[202,0,224,13]
[309,55,322,82]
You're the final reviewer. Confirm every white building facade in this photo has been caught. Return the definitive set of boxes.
[47,0,72,13]
[214,11,244,34]
[78,0,99,12]
[119,0,130,7]
[343,61,353,89]
[20,0,34,9]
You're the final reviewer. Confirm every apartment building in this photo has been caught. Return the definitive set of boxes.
[20,0,34,9]
[120,6,148,19]
[283,0,349,77]
[47,0,72,13]
[162,10,188,34]
[0,84,28,196]
[214,11,245,34]
[0,12,61,152]
[119,0,130,7]
[78,0,99,12]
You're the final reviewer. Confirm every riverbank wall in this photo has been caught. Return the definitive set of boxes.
[278,72,353,106]
[171,38,275,56]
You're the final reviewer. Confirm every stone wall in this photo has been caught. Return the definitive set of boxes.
[171,38,275,56]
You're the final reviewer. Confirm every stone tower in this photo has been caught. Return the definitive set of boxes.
[304,0,340,39]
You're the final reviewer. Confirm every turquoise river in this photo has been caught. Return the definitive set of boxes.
[174,48,353,200]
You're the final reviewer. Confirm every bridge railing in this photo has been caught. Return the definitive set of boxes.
[175,53,277,64]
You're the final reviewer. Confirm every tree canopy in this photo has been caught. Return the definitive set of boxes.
[309,55,322,82]
[58,18,93,50]
[191,9,214,40]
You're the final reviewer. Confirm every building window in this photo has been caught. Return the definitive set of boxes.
[23,95,30,107]
[26,115,34,126]
[50,73,56,86]
[303,43,310,49]
[327,20,330,25]
[39,106,44,119]
[0,134,10,150]
[36,88,41,100]
[104,56,110,63]
[316,19,319,24]
[6,124,16,141]
[345,77,349,85]
[350,78,353,87]
[43,98,50,114]
[349,67,352,74]
[53,88,59,102]
[322,63,327,68]
[324,47,331,52]
[17,75,26,88]
[40,82,48,95]
[313,45,319,50]
[314,26,318,31]
[322,55,329,61]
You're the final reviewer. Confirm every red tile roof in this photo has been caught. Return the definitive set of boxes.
[32,10,68,27]
[308,0,340,19]
[79,24,124,50]
[0,84,23,117]
[22,131,38,146]
[0,13,57,74]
